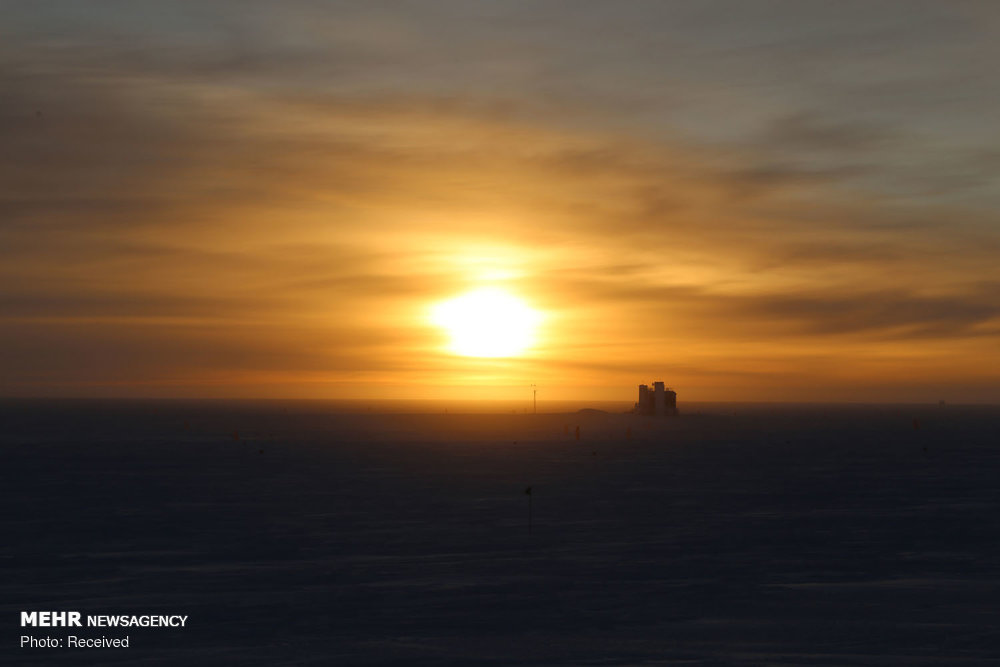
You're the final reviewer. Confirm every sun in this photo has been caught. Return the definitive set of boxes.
[431,287,542,358]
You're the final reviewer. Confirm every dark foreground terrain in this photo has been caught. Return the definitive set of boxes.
[2,400,1000,665]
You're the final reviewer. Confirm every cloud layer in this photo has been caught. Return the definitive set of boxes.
[2,1,999,401]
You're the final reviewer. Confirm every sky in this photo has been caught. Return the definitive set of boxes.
[2,1,999,403]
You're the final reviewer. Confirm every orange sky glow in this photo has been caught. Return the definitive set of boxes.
[2,3,1000,403]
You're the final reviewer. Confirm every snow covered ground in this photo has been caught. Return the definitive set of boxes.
[3,400,999,664]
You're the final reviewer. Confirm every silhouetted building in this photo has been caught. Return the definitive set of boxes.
[635,381,677,416]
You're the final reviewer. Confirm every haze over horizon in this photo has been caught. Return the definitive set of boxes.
[3,1,1000,403]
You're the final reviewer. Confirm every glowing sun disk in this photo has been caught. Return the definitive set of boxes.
[431,288,541,357]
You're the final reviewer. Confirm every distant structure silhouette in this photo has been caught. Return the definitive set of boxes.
[634,381,678,416]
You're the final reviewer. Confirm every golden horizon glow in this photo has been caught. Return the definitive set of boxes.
[3,4,1000,403]
[430,287,543,358]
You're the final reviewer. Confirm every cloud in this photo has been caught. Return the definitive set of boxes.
[763,112,900,153]
[2,2,1000,399]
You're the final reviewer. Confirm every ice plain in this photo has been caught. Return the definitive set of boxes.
[3,399,999,665]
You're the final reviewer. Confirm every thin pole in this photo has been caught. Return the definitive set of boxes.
[531,384,537,414]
